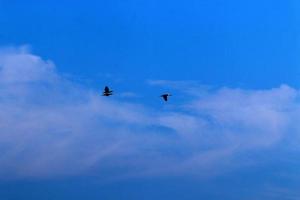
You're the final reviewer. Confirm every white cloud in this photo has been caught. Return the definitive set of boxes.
[0,46,57,83]
[0,46,300,180]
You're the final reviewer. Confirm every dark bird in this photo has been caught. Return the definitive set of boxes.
[103,86,113,96]
[160,93,172,101]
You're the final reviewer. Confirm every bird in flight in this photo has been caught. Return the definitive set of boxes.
[103,86,113,96]
[160,93,172,101]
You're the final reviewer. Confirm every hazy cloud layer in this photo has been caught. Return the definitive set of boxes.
[0,46,300,179]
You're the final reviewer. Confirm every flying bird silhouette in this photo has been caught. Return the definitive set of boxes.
[160,93,172,101]
[103,86,113,96]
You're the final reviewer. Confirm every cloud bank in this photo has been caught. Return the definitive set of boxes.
[0,46,299,179]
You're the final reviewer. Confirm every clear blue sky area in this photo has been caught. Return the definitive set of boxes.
[0,0,299,88]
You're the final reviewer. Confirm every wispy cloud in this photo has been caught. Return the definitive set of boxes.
[0,46,300,180]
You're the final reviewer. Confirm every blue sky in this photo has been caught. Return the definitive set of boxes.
[0,0,300,199]
[1,0,300,88]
